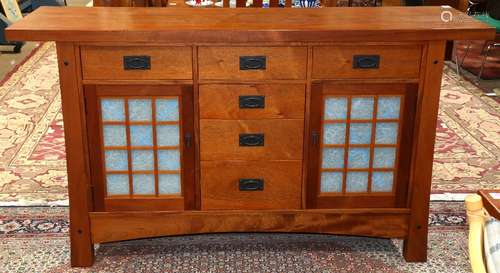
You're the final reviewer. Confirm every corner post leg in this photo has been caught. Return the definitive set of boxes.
[403,41,446,262]
[56,42,94,266]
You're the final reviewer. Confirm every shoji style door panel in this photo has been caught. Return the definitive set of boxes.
[307,83,417,209]
[85,85,195,211]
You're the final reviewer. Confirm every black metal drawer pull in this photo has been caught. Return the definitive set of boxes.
[239,95,265,109]
[123,55,151,70]
[353,55,380,69]
[239,179,264,191]
[239,133,264,146]
[240,56,266,70]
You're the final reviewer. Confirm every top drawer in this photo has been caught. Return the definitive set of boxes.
[198,47,307,80]
[81,46,193,80]
[312,45,422,79]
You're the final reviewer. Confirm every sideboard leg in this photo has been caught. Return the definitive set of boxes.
[56,42,95,267]
[403,41,446,263]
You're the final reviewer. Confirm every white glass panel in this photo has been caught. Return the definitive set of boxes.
[157,125,180,147]
[324,97,348,120]
[103,125,127,147]
[130,125,153,147]
[347,147,370,168]
[349,123,372,144]
[106,174,129,195]
[377,97,401,119]
[321,148,344,169]
[104,150,128,171]
[156,98,179,122]
[128,99,152,122]
[373,147,396,168]
[132,174,155,195]
[131,150,155,171]
[350,97,374,120]
[375,122,399,144]
[346,171,368,192]
[323,123,346,145]
[101,99,125,122]
[159,174,181,194]
[372,171,394,192]
[320,172,343,193]
[158,150,181,171]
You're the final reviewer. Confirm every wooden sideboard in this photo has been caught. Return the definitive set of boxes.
[6,6,494,267]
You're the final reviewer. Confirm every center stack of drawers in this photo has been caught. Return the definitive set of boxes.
[198,46,308,210]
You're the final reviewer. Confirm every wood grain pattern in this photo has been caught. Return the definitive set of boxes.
[104,197,184,211]
[312,45,422,79]
[478,190,500,220]
[6,7,495,43]
[200,119,304,161]
[81,46,192,80]
[199,84,306,119]
[90,209,410,243]
[199,47,307,80]
[201,160,302,210]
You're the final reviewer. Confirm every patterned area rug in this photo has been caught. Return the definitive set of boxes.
[0,43,499,205]
[0,204,472,272]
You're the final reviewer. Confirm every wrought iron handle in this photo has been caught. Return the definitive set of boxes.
[353,55,380,69]
[184,133,192,148]
[123,55,151,70]
[239,134,264,146]
[239,56,266,70]
[239,179,264,191]
[239,95,265,109]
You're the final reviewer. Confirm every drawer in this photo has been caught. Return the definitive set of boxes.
[312,45,422,79]
[198,47,307,80]
[201,160,302,210]
[200,119,304,161]
[81,46,192,80]
[199,84,306,119]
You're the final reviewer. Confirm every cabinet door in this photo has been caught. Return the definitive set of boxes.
[307,82,417,209]
[85,85,195,211]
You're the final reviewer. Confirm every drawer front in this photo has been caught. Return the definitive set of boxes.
[81,46,193,80]
[198,47,307,80]
[312,45,422,79]
[200,119,304,160]
[199,84,306,119]
[201,160,302,210]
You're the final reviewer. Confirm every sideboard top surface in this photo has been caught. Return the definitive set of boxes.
[6,6,495,43]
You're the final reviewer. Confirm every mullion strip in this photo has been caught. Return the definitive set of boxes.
[341,96,352,194]
[124,98,134,197]
[367,96,378,193]
[152,98,159,197]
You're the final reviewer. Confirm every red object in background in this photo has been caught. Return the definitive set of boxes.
[454,40,500,80]
[196,0,201,4]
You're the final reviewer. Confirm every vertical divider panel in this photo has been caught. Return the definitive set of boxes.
[341,97,352,194]
[367,96,379,193]
[124,98,134,196]
[152,98,160,196]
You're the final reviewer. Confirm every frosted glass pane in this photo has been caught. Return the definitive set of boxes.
[375,122,399,144]
[323,123,346,145]
[321,148,344,169]
[131,150,154,171]
[158,150,181,171]
[320,172,343,193]
[156,98,179,121]
[104,150,128,171]
[159,174,181,194]
[377,97,401,119]
[350,97,374,120]
[128,99,152,122]
[157,125,180,147]
[132,174,155,195]
[372,172,394,192]
[103,125,127,147]
[106,174,129,195]
[130,125,153,147]
[349,123,372,144]
[347,147,370,168]
[324,97,348,120]
[346,172,368,192]
[373,147,396,168]
[101,99,125,122]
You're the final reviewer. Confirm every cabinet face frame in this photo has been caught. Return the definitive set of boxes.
[306,82,418,209]
[84,84,196,211]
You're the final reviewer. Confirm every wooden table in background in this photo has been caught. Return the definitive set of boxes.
[479,190,500,220]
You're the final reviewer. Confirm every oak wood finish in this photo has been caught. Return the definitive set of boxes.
[198,47,307,80]
[6,7,495,267]
[478,190,500,220]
